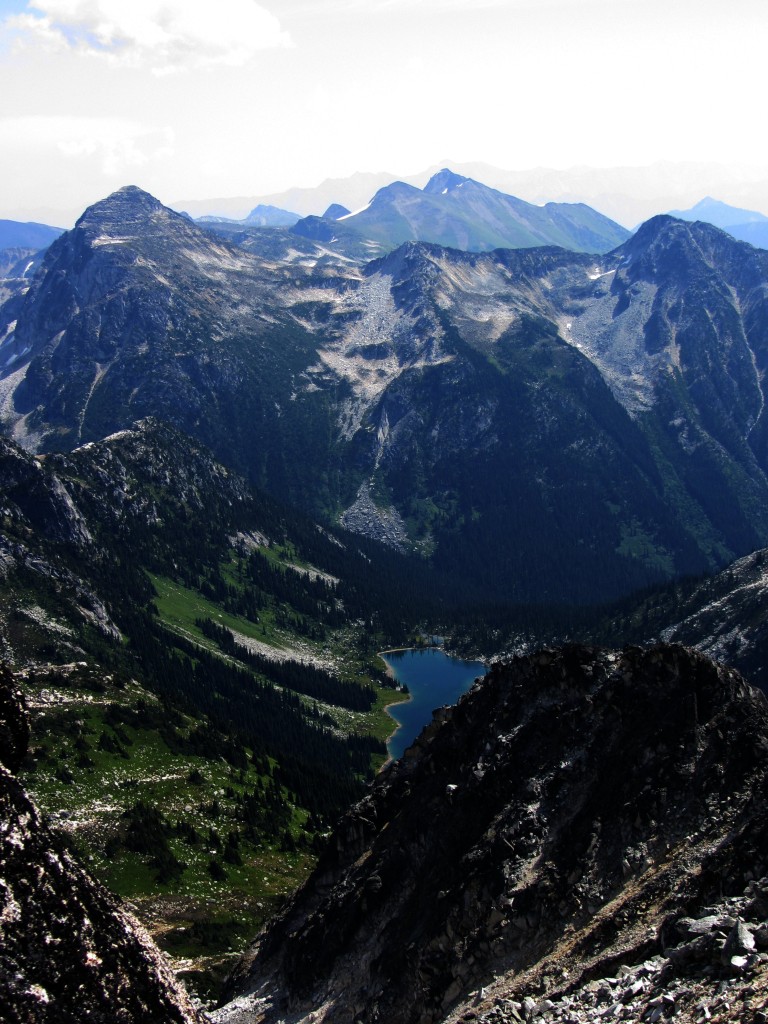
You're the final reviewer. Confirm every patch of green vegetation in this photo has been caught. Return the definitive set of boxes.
[149,570,403,731]
[18,662,321,1003]
[150,572,282,647]
[616,520,675,575]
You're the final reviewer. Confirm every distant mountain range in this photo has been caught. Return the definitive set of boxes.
[4,186,768,606]
[293,168,630,254]
[0,219,63,251]
[174,170,405,222]
[0,220,65,299]
[195,168,630,255]
[172,159,768,230]
[668,196,768,249]
[197,204,300,228]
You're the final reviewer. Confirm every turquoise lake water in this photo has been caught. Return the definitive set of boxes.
[382,648,486,760]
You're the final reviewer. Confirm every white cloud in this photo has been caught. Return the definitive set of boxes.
[5,0,291,73]
[0,115,175,175]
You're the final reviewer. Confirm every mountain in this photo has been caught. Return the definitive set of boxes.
[0,247,44,280]
[0,185,355,507]
[656,550,768,685]
[0,220,60,305]
[294,168,631,254]
[0,219,63,251]
[726,222,768,249]
[322,203,351,220]
[667,197,768,250]
[173,171,402,221]
[170,160,768,230]
[0,247,46,313]
[6,189,768,604]
[439,160,768,230]
[0,664,204,1024]
[289,212,385,255]
[196,206,300,228]
[243,205,300,227]
[215,643,768,1024]
[668,196,768,230]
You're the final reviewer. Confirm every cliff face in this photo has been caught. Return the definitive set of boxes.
[0,663,204,1024]
[215,644,768,1024]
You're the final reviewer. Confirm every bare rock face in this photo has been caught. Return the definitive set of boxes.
[215,644,768,1024]
[0,663,204,1024]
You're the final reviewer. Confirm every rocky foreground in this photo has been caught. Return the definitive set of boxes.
[214,644,768,1024]
[2,643,768,1023]
[0,664,203,1024]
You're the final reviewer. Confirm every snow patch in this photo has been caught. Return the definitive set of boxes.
[338,201,372,221]
[91,236,133,247]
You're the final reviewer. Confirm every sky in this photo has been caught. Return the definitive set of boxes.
[0,0,767,225]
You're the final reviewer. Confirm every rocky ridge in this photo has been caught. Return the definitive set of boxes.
[214,643,768,1024]
[447,885,768,1024]
[656,548,768,691]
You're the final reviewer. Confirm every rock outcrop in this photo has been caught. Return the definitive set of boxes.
[0,663,204,1023]
[215,644,768,1024]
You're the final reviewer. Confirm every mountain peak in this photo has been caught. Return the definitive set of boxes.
[620,212,745,266]
[75,186,179,235]
[322,203,351,220]
[614,214,721,283]
[668,196,768,229]
[369,179,422,206]
[423,168,470,195]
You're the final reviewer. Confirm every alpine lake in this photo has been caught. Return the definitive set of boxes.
[381,647,487,760]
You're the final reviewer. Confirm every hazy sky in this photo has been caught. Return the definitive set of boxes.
[1,0,766,224]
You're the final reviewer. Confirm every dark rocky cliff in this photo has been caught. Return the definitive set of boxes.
[0,663,204,1024]
[215,644,768,1024]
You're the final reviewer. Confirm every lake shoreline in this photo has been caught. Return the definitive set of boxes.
[378,650,413,722]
